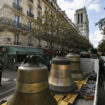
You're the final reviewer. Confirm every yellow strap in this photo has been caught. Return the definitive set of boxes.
[1,102,7,105]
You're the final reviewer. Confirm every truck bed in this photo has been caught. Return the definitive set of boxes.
[76,99,93,105]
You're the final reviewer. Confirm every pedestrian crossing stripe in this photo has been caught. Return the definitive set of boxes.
[2,78,9,81]
[2,78,16,82]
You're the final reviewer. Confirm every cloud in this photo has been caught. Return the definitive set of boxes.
[57,0,101,22]
[57,0,102,48]
[89,30,103,48]
[88,3,100,12]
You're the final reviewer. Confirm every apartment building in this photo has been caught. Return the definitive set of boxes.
[0,0,59,47]
[0,0,79,70]
[0,0,61,69]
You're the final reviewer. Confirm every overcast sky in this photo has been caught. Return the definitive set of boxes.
[57,0,105,48]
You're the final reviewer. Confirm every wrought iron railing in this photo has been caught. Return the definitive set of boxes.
[0,17,28,31]
[27,11,34,18]
[29,0,33,3]
[13,2,23,12]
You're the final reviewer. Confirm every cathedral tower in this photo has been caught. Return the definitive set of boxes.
[74,7,89,40]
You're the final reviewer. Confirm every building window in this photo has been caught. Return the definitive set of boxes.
[54,0,56,3]
[38,11,41,18]
[38,0,40,5]
[78,14,79,24]
[27,6,34,18]
[28,6,32,13]
[13,0,22,12]
[7,38,11,42]
[37,0,42,9]
[28,39,33,46]
[28,39,31,44]
[81,13,83,23]
[14,0,19,5]
[14,33,19,44]
[28,21,32,30]
[45,7,48,12]
[29,0,33,3]
[14,15,19,27]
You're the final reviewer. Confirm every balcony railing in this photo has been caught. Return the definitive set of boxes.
[28,26,32,31]
[29,0,33,3]
[27,11,34,18]
[45,0,56,11]
[13,3,23,12]
[0,17,28,31]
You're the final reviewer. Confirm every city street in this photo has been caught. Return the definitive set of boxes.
[0,0,104,105]
[0,70,17,100]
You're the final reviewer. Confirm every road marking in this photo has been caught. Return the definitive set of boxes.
[14,79,16,81]
[2,78,9,82]
[2,78,16,82]
[0,87,16,97]
[3,82,16,84]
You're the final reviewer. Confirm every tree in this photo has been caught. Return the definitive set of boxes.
[28,17,44,47]
[98,40,105,52]
[96,8,105,35]
[96,8,105,51]
[28,10,92,53]
[41,11,58,49]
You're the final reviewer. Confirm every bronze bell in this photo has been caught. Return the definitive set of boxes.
[48,51,77,94]
[7,55,57,105]
[66,53,85,80]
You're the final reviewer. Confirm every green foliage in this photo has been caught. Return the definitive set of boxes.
[28,11,92,51]
[96,8,105,35]
[98,40,105,52]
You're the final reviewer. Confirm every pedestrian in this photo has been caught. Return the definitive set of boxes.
[46,60,51,71]
[0,63,3,86]
[21,60,25,66]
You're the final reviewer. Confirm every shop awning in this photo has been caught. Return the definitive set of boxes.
[7,46,44,55]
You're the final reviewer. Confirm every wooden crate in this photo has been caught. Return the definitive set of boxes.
[54,78,88,105]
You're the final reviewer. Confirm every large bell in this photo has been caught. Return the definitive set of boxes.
[66,53,85,80]
[48,51,77,94]
[7,55,57,105]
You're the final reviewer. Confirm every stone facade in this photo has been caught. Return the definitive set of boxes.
[0,0,60,48]
[74,7,89,40]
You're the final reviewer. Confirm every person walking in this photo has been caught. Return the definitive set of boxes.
[0,63,3,86]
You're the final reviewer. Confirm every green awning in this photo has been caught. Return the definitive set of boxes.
[8,46,44,55]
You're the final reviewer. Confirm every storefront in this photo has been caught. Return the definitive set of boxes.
[0,46,44,70]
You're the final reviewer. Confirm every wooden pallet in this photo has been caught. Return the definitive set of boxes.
[54,78,88,105]
[1,102,7,105]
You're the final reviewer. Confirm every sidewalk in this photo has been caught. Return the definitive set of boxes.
[0,70,17,100]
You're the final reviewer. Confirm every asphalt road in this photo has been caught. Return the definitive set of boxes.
[0,70,17,100]
[0,83,15,100]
